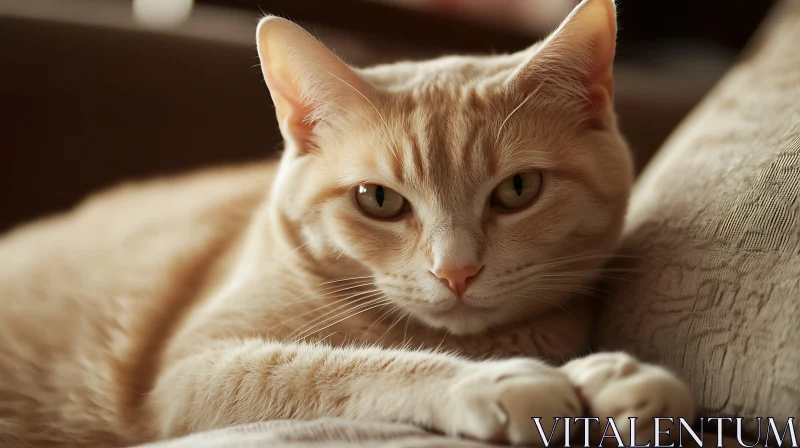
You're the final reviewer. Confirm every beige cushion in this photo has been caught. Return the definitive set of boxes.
[596,0,800,438]
[137,419,485,448]
[139,419,744,448]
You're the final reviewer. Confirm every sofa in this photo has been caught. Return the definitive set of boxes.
[596,0,800,440]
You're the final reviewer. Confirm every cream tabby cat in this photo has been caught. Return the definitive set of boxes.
[0,0,695,446]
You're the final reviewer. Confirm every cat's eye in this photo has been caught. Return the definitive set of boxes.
[355,184,408,219]
[491,171,543,210]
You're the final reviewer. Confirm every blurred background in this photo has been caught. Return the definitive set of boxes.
[0,0,776,232]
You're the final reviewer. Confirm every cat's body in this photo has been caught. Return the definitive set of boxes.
[0,162,588,446]
[0,0,696,446]
[0,164,273,445]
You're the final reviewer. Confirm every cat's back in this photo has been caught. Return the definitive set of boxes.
[0,161,276,446]
[0,161,276,294]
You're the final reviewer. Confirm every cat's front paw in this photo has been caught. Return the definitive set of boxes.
[444,359,581,445]
[562,352,696,446]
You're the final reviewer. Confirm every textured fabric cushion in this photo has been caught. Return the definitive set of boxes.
[596,0,800,438]
[137,419,486,448]
[137,419,741,448]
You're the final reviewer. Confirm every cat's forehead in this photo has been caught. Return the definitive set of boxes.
[347,95,556,215]
[337,54,567,210]
[359,52,531,93]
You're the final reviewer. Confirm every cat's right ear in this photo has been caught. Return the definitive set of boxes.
[256,16,375,153]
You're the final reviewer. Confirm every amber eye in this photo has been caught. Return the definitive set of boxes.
[355,184,408,219]
[491,171,543,210]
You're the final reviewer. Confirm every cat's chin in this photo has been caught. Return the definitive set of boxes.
[414,306,500,336]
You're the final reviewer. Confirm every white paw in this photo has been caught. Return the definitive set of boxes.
[562,352,696,446]
[445,358,581,445]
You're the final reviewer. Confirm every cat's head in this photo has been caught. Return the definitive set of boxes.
[257,0,632,335]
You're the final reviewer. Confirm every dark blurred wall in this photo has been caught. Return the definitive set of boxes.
[1,14,277,233]
[0,0,774,232]
[615,0,776,58]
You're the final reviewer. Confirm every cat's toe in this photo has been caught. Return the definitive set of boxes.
[562,352,696,446]
[448,359,581,446]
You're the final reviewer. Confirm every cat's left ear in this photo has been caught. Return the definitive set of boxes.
[508,0,617,115]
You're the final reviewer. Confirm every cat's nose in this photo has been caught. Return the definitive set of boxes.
[432,265,482,296]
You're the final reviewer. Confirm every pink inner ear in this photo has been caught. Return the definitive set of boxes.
[582,39,616,128]
[582,83,612,130]
[588,68,614,108]
[264,63,318,149]
[577,3,617,122]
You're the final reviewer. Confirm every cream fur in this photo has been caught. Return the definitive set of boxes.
[0,0,695,446]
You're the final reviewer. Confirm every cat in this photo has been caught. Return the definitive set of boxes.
[0,0,696,446]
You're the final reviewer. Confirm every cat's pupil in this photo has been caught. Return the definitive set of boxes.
[376,186,385,207]
[513,174,523,196]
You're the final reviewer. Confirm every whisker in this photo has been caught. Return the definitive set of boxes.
[497,296,526,312]
[495,86,539,146]
[287,290,383,335]
[273,289,381,335]
[531,286,621,305]
[289,293,387,342]
[268,288,377,330]
[584,275,659,293]
[375,306,408,343]
[432,331,448,354]
[366,304,400,333]
[533,281,631,303]
[403,309,414,341]
[315,276,376,288]
[523,251,664,276]
[290,241,310,254]
[325,71,398,160]
[293,297,390,343]
[267,280,377,313]
[539,267,644,275]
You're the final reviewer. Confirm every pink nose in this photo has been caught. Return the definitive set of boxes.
[432,265,482,295]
